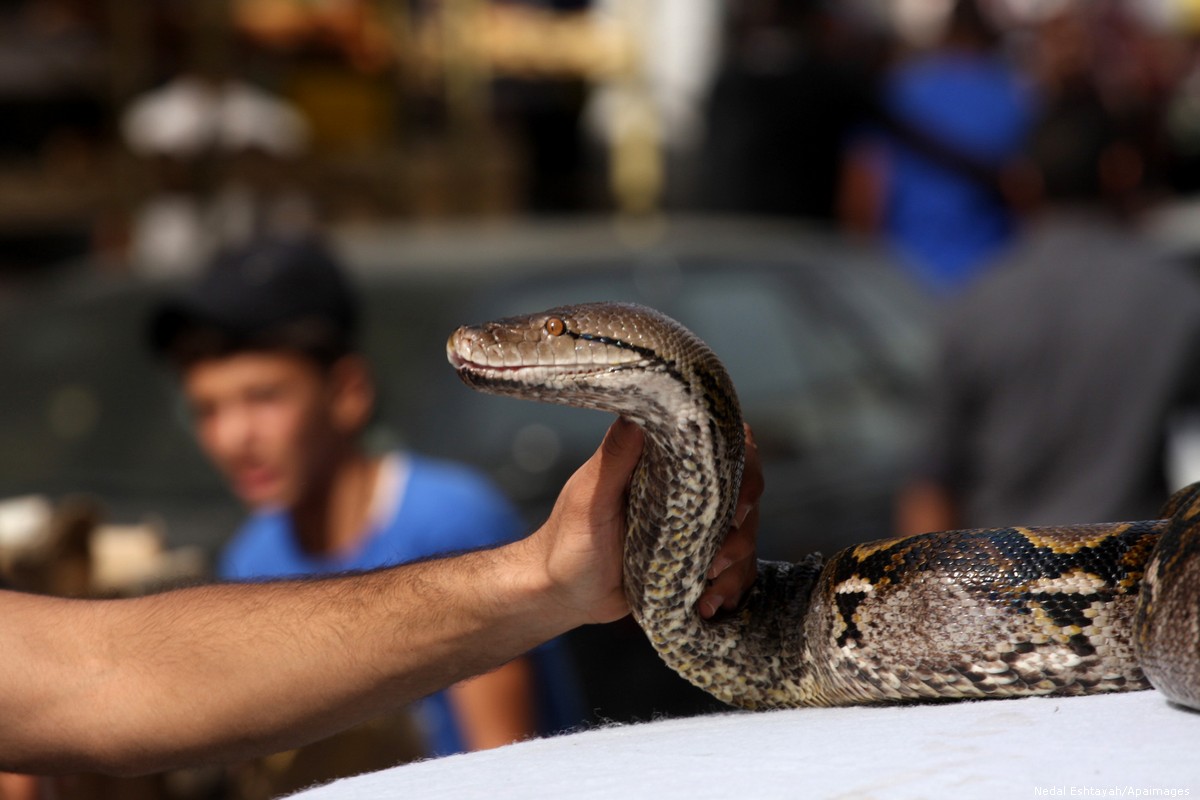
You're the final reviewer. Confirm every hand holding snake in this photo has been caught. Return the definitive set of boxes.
[448,302,1200,711]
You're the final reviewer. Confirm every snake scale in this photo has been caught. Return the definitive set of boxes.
[447,301,1200,711]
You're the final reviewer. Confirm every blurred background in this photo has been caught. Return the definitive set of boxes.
[5,0,1200,797]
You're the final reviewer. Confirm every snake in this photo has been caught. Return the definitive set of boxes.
[446,301,1200,711]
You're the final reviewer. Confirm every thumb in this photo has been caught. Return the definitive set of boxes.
[591,417,644,504]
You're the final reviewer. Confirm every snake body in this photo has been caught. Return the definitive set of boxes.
[447,301,1200,710]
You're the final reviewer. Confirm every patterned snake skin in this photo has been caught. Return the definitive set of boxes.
[447,301,1200,711]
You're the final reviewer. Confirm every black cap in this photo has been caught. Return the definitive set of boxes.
[148,236,358,358]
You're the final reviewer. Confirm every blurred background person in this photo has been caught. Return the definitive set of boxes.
[147,236,585,788]
[841,0,1036,295]
[895,82,1200,535]
[695,0,882,221]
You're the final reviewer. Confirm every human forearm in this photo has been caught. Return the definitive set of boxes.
[0,418,759,776]
[450,657,538,751]
[894,479,960,535]
[0,538,570,776]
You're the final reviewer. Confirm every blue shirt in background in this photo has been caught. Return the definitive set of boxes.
[218,452,585,756]
[880,52,1035,293]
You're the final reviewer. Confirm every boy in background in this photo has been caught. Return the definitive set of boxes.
[149,236,583,758]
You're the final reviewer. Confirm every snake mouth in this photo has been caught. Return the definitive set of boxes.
[447,346,541,377]
[446,329,535,376]
[448,350,630,391]
[447,334,506,374]
[451,355,610,381]
[448,332,605,378]
[446,328,650,389]
[448,347,554,388]
[447,350,501,373]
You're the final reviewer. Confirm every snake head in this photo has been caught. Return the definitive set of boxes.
[446,302,738,424]
[448,303,662,386]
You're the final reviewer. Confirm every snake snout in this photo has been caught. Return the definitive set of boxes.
[446,327,470,370]
[447,324,516,377]
[447,325,495,372]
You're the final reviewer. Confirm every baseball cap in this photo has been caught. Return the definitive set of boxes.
[148,236,358,359]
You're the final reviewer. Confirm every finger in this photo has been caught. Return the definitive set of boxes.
[699,425,762,618]
[601,417,644,470]
[590,417,645,504]
[726,501,759,601]
[698,557,755,617]
[734,424,764,528]
[700,555,757,617]
[700,506,760,618]
[708,425,761,579]
[707,516,756,579]
[698,592,725,620]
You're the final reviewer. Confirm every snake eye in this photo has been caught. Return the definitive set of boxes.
[545,317,566,337]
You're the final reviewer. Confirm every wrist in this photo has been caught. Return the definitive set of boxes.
[490,535,584,639]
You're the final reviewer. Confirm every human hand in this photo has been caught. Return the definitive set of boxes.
[531,420,760,628]
[698,424,762,619]
[529,417,644,628]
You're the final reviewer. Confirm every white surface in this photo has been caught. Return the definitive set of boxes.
[288,690,1198,799]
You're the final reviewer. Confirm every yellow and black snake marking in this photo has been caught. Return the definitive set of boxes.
[447,301,1200,711]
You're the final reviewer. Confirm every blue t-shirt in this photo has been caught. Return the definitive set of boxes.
[879,53,1035,293]
[218,453,584,756]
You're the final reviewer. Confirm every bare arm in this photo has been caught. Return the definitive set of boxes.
[0,419,641,776]
[0,418,761,776]
[0,544,562,776]
[449,657,538,751]
[894,479,960,536]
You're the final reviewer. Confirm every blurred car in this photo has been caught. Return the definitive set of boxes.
[0,216,934,719]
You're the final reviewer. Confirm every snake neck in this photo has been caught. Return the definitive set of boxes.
[621,387,824,710]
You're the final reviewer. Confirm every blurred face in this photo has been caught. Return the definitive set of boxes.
[182,352,352,509]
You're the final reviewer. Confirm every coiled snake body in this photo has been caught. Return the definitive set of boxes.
[448,301,1200,711]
